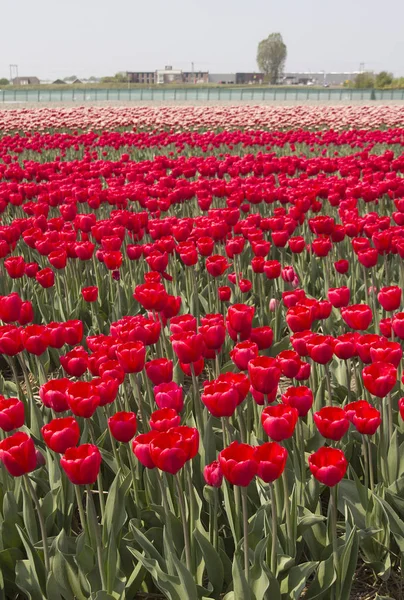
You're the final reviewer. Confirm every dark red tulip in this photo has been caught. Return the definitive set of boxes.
[378,286,401,312]
[230,340,258,371]
[150,408,181,432]
[145,358,173,385]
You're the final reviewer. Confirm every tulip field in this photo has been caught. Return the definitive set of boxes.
[2,104,404,600]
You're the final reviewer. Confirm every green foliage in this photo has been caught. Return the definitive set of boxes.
[375,71,394,88]
[0,78,9,86]
[256,33,287,84]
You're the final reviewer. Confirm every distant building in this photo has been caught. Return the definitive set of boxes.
[235,73,263,84]
[208,73,236,84]
[127,71,155,84]
[127,67,209,85]
[52,79,67,85]
[183,71,209,84]
[282,72,361,86]
[12,76,40,86]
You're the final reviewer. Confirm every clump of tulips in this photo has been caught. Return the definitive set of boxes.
[0,108,404,599]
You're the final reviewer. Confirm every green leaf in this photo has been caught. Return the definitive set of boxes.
[232,551,252,600]
[15,560,44,600]
[304,554,336,600]
[250,536,276,600]
[280,561,318,599]
[22,482,39,544]
[339,526,359,600]
[15,524,46,594]
[172,554,198,600]
[387,428,399,483]
[102,471,131,544]
[194,529,224,596]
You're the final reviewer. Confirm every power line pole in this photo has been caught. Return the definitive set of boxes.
[359,62,365,73]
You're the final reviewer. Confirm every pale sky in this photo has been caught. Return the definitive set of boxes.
[1,0,403,80]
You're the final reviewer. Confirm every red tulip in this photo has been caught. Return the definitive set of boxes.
[313,407,350,440]
[218,286,231,302]
[341,304,372,331]
[0,432,37,477]
[41,417,80,453]
[132,431,159,468]
[108,411,137,442]
[60,444,102,485]
[60,346,88,377]
[286,305,313,333]
[149,430,191,474]
[116,341,146,374]
[0,396,24,432]
[308,446,347,487]
[277,350,301,378]
[145,358,173,385]
[254,442,288,483]
[362,361,397,397]
[171,331,204,363]
[206,255,230,277]
[248,356,281,395]
[36,267,55,288]
[261,404,298,441]
[203,460,223,487]
[281,386,313,417]
[378,286,401,312]
[230,340,258,371]
[201,380,239,417]
[150,408,181,432]
[67,381,100,418]
[154,381,183,412]
[0,293,22,323]
[219,441,258,486]
[351,404,381,435]
[227,304,254,334]
[82,286,99,302]
[306,335,334,365]
[328,287,350,308]
[0,325,23,356]
[250,326,273,350]
[21,325,50,355]
[39,378,70,412]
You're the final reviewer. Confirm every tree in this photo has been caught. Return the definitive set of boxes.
[375,71,393,88]
[257,33,287,84]
[0,78,9,86]
[354,72,375,89]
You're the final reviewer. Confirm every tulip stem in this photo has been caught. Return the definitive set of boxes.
[74,484,89,538]
[282,471,294,556]
[23,475,50,573]
[191,366,204,437]
[387,392,393,442]
[175,473,192,572]
[241,486,250,583]
[324,363,333,406]
[367,437,375,491]
[269,483,277,575]
[329,485,339,597]
[86,485,107,590]
[361,436,369,493]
